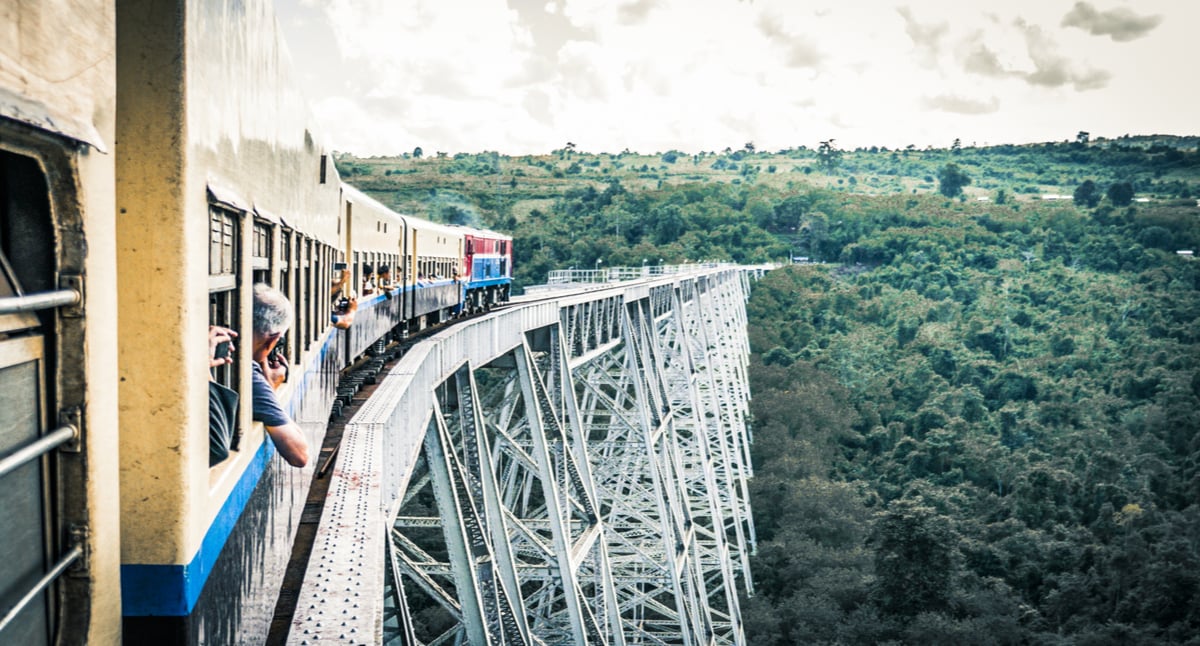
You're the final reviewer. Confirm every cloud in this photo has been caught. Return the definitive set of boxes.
[921,94,1000,115]
[1070,67,1112,91]
[1061,2,1162,42]
[1016,19,1112,91]
[521,89,553,125]
[896,6,948,68]
[617,0,661,25]
[756,13,822,68]
[279,0,1195,156]
[962,43,1009,78]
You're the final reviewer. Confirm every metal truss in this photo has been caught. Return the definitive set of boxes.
[293,267,759,645]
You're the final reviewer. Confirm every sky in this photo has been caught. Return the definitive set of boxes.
[275,0,1198,156]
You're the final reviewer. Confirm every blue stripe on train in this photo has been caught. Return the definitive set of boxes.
[121,433,277,615]
[120,314,345,616]
[466,277,511,289]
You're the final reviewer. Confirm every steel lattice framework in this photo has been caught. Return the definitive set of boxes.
[290,266,762,645]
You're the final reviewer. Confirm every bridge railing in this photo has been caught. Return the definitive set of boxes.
[546,262,736,285]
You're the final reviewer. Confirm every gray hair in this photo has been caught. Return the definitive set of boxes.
[253,283,293,338]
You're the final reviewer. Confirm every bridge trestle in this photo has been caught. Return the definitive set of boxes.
[291,267,761,645]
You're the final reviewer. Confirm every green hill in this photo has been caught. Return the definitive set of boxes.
[341,139,1200,643]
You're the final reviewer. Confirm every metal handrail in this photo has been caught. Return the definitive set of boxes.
[0,543,83,634]
[0,289,80,315]
[0,426,76,480]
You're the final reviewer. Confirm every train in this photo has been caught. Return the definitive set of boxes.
[0,1,510,643]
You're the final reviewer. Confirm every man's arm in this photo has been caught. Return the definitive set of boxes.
[266,420,309,467]
[256,357,310,467]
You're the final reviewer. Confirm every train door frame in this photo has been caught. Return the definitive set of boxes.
[0,125,96,644]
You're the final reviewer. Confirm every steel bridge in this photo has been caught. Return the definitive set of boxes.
[290,265,762,645]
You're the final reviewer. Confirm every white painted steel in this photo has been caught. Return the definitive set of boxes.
[291,266,758,645]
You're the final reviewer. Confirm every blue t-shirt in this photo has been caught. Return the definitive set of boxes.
[252,361,290,427]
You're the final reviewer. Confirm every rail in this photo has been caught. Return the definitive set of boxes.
[0,425,76,479]
[0,544,83,635]
[0,288,80,315]
[545,262,734,285]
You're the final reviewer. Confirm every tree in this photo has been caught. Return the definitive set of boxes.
[937,163,971,198]
[1076,131,1090,145]
[744,141,756,153]
[1107,181,1134,206]
[1073,180,1101,208]
[872,500,958,616]
[412,146,423,159]
[818,139,842,172]
[952,138,962,154]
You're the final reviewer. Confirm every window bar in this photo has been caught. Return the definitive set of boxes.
[0,425,77,480]
[0,289,80,315]
[0,543,84,635]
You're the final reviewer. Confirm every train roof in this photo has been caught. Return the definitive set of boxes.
[452,224,513,241]
[400,213,463,237]
[340,182,402,220]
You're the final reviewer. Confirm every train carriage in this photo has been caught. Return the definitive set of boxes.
[461,226,513,313]
[399,215,464,333]
[340,184,405,361]
[116,0,345,642]
[1,1,512,643]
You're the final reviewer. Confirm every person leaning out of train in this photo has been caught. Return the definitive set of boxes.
[208,324,239,467]
[376,265,393,297]
[251,284,309,467]
[330,262,357,330]
[361,263,375,296]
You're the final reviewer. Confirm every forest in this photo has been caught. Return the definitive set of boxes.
[344,137,1200,644]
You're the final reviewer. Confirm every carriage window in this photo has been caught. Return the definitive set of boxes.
[278,230,294,362]
[208,205,240,390]
[310,244,321,345]
[210,207,238,278]
[280,230,292,296]
[303,238,313,350]
[251,219,272,286]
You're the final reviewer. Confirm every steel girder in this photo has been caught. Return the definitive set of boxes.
[293,267,760,645]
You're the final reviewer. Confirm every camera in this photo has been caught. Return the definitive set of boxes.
[336,297,350,312]
[269,334,287,362]
[214,340,230,360]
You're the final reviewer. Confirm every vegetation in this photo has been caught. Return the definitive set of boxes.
[341,136,1200,643]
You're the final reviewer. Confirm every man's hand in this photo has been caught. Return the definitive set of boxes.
[208,326,237,369]
[262,354,289,390]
